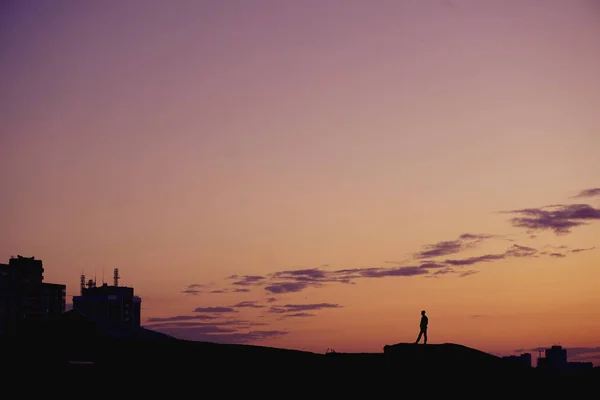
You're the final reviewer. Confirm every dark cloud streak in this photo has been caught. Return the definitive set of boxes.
[281,312,315,318]
[232,301,264,308]
[570,247,596,253]
[181,284,203,295]
[280,303,341,312]
[194,306,237,313]
[147,315,218,323]
[231,275,265,286]
[268,303,342,315]
[502,204,600,235]
[573,188,600,198]
[414,233,498,259]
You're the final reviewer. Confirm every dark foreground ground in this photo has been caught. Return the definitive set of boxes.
[2,313,597,396]
[2,336,598,397]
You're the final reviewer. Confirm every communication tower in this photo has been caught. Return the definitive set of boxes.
[114,268,120,287]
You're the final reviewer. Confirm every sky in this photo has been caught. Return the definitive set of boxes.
[1,0,599,365]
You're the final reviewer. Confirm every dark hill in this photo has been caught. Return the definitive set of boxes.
[2,313,598,395]
[383,342,507,372]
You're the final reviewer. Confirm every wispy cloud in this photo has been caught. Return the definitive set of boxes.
[227,275,266,286]
[261,264,434,294]
[549,252,566,258]
[560,347,600,358]
[572,188,600,198]
[146,318,266,329]
[281,312,315,318]
[430,267,455,276]
[188,287,251,295]
[144,311,286,344]
[181,283,203,295]
[146,315,218,323]
[276,303,342,312]
[502,203,600,235]
[232,301,265,309]
[181,289,202,295]
[414,233,498,259]
[158,325,237,333]
[443,244,537,267]
[570,353,600,362]
[267,303,342,319]
[194,306,237,313]
[539,245,596,258]
[570,247,596,253]
[265,282,311,294]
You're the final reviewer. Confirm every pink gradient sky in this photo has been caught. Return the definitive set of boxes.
[1,0,599,364]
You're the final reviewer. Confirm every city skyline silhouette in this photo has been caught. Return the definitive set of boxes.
[1,253,598,368]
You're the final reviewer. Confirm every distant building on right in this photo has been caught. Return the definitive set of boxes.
[536,345,593,372]
[72,269,141,328]
[537,345,567,371]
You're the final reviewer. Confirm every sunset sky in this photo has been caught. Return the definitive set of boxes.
[1,0,599,364]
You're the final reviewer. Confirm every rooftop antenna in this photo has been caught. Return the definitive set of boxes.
[80,274,86,295]
[114,268,120,287]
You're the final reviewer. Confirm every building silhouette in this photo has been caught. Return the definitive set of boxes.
[72,268,141,328]
[536,345,594,372]
[0,255,66,335]
[537,345,567,371]
[502,352,532,368]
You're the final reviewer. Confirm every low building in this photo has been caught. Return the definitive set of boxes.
[73,269,141,328]
[502,353,532,368]
[567,361,594,372]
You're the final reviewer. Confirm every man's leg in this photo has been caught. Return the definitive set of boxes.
[423,329,427,344]
[415,330,422,344]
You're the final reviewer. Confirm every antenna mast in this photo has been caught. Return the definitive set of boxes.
[80,274,86,295]
[114,268,120,287]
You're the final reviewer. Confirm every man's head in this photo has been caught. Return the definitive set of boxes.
[421,310,426,315]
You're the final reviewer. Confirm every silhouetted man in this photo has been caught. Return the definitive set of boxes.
[415,310,428,344]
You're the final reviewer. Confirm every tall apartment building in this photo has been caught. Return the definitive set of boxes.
[0,255,66,335]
